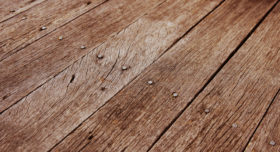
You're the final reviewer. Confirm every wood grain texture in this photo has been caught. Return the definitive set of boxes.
[0,0,166,113]
[0,0,107,61]
[245,91,280,152]
[51,0,278,151]
[0,0,223,151]
[151,2,280,152]
[0,0,46,23]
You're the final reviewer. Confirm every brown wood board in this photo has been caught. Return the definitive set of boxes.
[0,0,223,151]
[151,2,280,151]
[244,91,280,152]
[0,0,108,61]
[0,0,166,113]
[50,0,278,151]
[0,0,46,23]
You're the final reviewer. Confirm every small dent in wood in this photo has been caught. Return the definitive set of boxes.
[2,95,8,100]
[107,141,113,147]
[101,87,106,91]
[70,74,75,83]
[29,0,36,3]
[88,135,93,140]
[86,1,92,5]
[121,146,128,152]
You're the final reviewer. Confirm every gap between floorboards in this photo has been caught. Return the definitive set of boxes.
[47,0,226,151]
[0,0,167,115]
[146,0,280,151]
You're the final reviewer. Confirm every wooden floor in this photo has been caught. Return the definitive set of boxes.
[1,0,280,151]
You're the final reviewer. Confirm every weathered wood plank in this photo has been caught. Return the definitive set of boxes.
[0,0,108,61]
[151,2,280,152]
[244,91,280,152]
[0,0,166,113]
[0,0,223,151]
[0,0,45,23]
[51,0,278,151]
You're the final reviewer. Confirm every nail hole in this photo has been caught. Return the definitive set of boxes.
[70,74,75,83]
[101,87,106,91]
[87,1,92,5]
[2,95,8,100]
[88,135,93,140]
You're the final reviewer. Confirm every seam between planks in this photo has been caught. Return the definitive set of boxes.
[0,0,111,115]
[146,0,280,151]
[0,0,110,63]
[0,0,47,23]
[0,0,168,115]
[241,88,280,152]
[47,0,226,151]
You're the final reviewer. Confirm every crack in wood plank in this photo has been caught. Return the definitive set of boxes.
[49,0,278,151]
[0,0,110,62]
[0,0,224,151]
[0,0,167,114]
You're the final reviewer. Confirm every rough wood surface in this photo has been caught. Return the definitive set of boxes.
[51,0,278,151]
[0,0,224,151]
[151,2,280,151]
[0,0,46,23]
[245,91,280,152]
[0,0,108,61]
[0,0,166,113]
